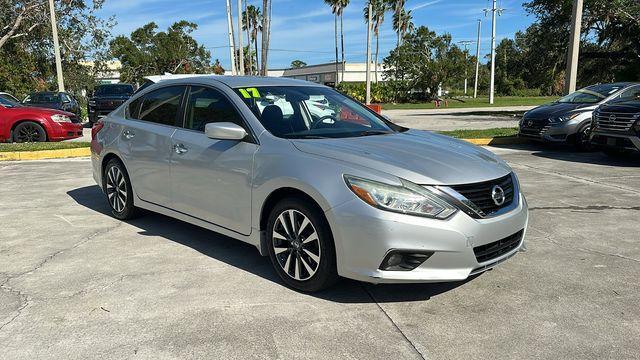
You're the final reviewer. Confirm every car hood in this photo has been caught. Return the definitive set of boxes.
[598,100,640,115]
[92,95,131,101]
[25,102,62,110]
[20,106,75,117]
[291,129,512,185]
[524,102,596,119]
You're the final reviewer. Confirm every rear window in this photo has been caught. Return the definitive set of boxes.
[95,84,134,96]
[136,86,185,126]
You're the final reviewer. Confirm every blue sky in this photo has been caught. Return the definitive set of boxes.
[97,0,538,69]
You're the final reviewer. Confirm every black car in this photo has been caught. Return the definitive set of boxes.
[590,99,640,156]
[88,83,135,123]
[23,91,81,118]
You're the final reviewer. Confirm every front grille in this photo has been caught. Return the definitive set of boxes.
[519,118,550,138]
[450,174,515,216]
[98,100,124,109]
[594,111,637,132]
[474,230,524,263]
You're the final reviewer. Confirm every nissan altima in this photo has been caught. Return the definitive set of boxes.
[91,76,528,292]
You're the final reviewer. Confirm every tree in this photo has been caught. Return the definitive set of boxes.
[110,21,212,84]
[212,59,225,75]
[386,0,406,46]
[260,0,272,75]
[290,60,307,68]
[364,0,387,83]
[325,0,349,80]
[242,5,262,75]
[0,0,114,99]
[393,8,414,42]
[383,26,466,101]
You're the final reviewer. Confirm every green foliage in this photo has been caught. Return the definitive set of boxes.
[290,60,307,68]
[438,128,519,139]
[382,26,467,102]
[336,82,393,103]
[0,142,90,152]
[110,21,212,84]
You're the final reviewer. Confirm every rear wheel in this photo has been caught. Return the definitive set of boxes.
[266,198,338,292]
[104,159,139,220]
[13,122,46,142]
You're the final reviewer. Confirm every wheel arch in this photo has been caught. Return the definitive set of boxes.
[100,152,124,190]
[10,119,50,141]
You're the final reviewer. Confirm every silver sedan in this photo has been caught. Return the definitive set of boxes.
[91,76,528,292]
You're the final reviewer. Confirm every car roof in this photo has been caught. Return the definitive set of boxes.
[155,75,322,88]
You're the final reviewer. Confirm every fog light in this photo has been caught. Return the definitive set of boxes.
[379,251,434,271]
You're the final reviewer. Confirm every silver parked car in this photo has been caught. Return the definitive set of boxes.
[91,76,528,292]
[519,82,640,150]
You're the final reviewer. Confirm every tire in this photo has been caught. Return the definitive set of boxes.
[13,122,47,143]
[103,159,139,220]
[574,124,594,151]
[266,197,339,292]
[602,148,628,158]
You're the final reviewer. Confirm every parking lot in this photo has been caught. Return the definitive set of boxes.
[1,145,639,359]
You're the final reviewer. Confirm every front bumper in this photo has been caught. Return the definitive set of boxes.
[590,131,640,152]
[48,122,84,141]
[325,192,528,283]
[518,119,584,143]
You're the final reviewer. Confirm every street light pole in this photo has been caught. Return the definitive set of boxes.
[485,0,503,104]
[48,0,64,92]
[565,0,583,94]
[365,1,372,105]
[226,0,237,75]
[474,19,481,99]
[458,40,473,95]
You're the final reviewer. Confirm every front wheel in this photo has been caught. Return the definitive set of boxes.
[574,124,594,151]
[13,122,47,142]
[104,159,139,220]
[266,198,339,292]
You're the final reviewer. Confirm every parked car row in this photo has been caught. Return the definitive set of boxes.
[519,82,640,156]
[1,83,135,142]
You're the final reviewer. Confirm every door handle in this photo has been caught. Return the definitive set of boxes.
[173,143,188,155]
[123,130,135,139]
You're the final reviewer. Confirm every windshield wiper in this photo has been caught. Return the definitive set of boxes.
[358,130,393,136]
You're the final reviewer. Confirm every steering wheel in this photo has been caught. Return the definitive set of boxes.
[311,115,339,129]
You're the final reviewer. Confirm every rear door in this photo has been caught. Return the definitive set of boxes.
[170,85,257,235]
[119,85,186,207]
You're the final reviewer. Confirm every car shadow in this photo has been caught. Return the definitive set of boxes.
[67,185,476,303]
[492,142,640,167]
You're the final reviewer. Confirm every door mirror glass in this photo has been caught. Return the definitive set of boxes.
[205,122,247,140]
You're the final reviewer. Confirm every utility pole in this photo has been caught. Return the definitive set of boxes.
[484,0,503,104]
[474,19,481,99]
[458,40,473,95]
[48,0,64,92]
[237,0,245,75]
[226,0,237,75]
[565,0,583,94]
[365,1,372,105]
[244,0,252,75]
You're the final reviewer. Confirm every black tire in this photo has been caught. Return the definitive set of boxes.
[13,121,47,143]
[103,159,139,220]
[602,148,627,158]
[266,197,339,292]
[574,124,594,151]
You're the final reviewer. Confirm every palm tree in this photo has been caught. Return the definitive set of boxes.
[364,0,387,82]
[261,0,272,76]
[325,0,349,82]
[386,0,406,46]
[243,5,262,75]
[393,8,414,44]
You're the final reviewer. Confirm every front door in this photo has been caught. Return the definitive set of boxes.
[119,85,186,207]
[170,85,257,235]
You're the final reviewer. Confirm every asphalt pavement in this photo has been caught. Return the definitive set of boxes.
[382,106,532,131]
[1,145,639,359]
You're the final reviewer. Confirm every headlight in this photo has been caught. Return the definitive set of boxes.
[550,112,581,123]
[344,175,457,219]
[88,100,96,107]
[50,114,71,123]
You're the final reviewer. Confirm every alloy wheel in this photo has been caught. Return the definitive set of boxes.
[272,209,321,281]
[106,166,127,213]
[15,124,43,142]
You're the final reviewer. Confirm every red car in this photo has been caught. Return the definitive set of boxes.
[0,96,83,142]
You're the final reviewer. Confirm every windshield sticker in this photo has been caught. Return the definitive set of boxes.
[239,87,260,98]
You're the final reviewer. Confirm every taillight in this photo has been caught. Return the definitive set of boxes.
[91,120,104,140]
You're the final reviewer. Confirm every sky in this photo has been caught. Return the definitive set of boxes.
[97,0,539,70]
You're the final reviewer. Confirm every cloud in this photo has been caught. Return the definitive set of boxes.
[410,0,443,12]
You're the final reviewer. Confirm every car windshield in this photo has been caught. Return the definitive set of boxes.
[234,86,399,139]
[0,96,22,108]
[556,84,624,104]
[25,93,59,103]
[95,84,134,96]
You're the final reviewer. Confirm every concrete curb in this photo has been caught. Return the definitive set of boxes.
[0,136,526,161]
[0,147,91,161]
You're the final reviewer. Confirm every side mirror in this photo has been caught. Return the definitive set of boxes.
[205,122,247,141]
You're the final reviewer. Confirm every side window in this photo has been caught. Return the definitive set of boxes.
[61,93,71,102]
[138,86,185,126]
[618,86,640,101]
[127,97,143,119]
[184,86,244,132]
